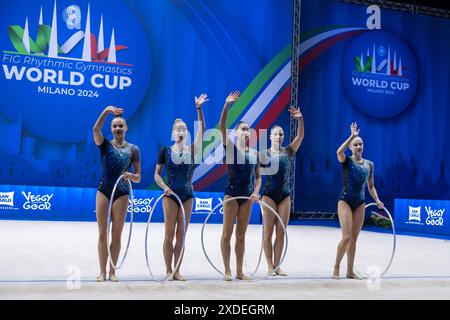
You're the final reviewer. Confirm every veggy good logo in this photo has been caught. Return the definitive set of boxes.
[22,191,53,210]
[127,197,154,214]
[425,206,445,227]
[0,0,151,142]
[343,30,418,118]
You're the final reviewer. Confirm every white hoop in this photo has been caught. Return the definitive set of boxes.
[144,192,187,282]
[201,196,288,281]
[106,173,134,270]
[356,203,397,279]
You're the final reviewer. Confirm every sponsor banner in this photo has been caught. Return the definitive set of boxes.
[395,199,450,236]
[0,185,261,224]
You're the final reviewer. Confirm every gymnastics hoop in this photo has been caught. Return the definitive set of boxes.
[144,192,187,282]
[356,202,397,279]
[201,196,288,281]
[106,173,134,270]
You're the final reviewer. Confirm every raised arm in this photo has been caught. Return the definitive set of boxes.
[287,106,304,153]
[193,93,208,159]
[219,91,240,146]
[337,122,359,163]
[367,162,384,209]
[93,106,123,145]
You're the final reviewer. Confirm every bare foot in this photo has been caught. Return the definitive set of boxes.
[275,268,287,276]
[109,274,119,282]
[267,269,277,276]
[332,267,340,280]
[236,273,252,281]
[223,272,232,281]
[96,273,106,282]
[346,272,364,280]
[165,273,174,281]
[173,272,186,281]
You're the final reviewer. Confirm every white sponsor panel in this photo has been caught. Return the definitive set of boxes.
[408,206,421,222]
[194,197,213,213]
[0,191,15,207]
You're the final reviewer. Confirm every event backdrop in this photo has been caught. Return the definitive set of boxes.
[1,0,449,221]
[0,0,292,193]
[295,0,450,213]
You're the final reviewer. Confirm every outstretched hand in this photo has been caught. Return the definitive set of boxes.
[225,91,240,104]
[195,93,209,108]
[288,106,302,119]
[350,122,360,137]
[107,106,124,116]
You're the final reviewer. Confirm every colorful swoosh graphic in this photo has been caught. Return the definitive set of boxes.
[149,25,368,190]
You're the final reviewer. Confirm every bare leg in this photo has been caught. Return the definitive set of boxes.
[173,198,193,281]
[333,201,353,279]
[347,203,365,279]
[235,200,252,280]
[274,197,290,276]
[163,197,179,279]
[96,192,109,281]
[221,196,238,280]
[109,194,128,281]
[262,196,277,274]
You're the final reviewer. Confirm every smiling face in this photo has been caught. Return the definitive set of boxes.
[270,125,284,146]
[172,120,188,143]
[350,136,364,157]
[111,117,127,139]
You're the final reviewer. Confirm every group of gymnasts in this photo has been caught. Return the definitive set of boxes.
[92,91,383,282]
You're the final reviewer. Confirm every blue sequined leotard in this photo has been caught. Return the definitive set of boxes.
[98,139,140,202]
[157,145,196,206]
[224,143,259,205]
[260,146,294,205]
[339,156,373,211]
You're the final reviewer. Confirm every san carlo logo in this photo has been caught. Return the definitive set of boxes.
[0,191,16,210]
[194,197,213,214]
[0,0,151,142]
[342,30,418,118]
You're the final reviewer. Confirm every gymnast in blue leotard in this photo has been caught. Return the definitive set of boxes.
[154,93,208,281]
[333,122,383,280]
[260,106,304,277]
[93,106,141,282]
[219,91,262,281]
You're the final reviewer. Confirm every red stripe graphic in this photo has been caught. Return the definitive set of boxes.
[299,30,366,71]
